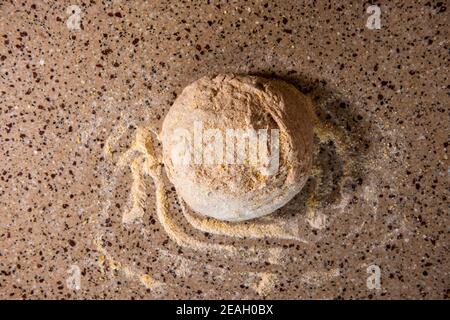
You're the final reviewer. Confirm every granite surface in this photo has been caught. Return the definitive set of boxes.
[0,0,448,299]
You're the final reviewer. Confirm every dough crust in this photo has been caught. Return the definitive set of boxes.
[160,74,314,221]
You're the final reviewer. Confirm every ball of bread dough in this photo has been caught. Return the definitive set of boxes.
[160,74,314,222]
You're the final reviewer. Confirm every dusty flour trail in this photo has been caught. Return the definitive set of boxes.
[94,114,355,296]
[116,127,301,260]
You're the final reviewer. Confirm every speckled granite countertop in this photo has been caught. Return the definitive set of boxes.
[0,0,448,299]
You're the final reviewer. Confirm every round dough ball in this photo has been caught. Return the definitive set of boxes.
[160,74,315,222]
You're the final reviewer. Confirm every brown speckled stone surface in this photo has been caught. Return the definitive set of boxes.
[0,0,448,299]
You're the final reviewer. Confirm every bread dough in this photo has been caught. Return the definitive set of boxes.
[160,74,314,221]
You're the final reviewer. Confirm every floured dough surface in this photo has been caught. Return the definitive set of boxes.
[160,74,315,221]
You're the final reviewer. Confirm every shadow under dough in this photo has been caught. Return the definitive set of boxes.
[246,71,373,220]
